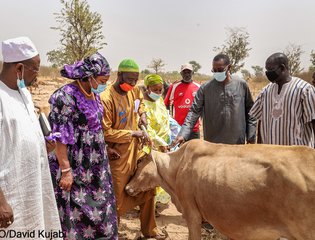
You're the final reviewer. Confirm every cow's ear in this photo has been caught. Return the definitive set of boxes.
[147,152,154,162]
[137,152,153,165]
[137,157,143,165]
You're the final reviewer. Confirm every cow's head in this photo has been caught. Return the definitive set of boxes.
[125,153,159,196]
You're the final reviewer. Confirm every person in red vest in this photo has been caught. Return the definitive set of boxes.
[164,63,201,140]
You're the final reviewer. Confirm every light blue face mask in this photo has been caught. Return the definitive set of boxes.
[148,91,162,101]
[17,66,26,88]
[92,83,107,94]
[17,79,26,88]
[213,71,227,82]
[91,77,107,94]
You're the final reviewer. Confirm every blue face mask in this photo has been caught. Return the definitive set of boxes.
[92,83,107,94]
[17,79,26,88]
[213,71,227,82]
[17,67,26,88]
[91,77,107,94]
[148,91,162,101]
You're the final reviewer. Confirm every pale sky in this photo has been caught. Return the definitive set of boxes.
[1,0,315,74]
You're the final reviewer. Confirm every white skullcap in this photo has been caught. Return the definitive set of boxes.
[2,36,38,63]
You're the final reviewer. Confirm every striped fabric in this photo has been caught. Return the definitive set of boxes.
[250,77,315,147]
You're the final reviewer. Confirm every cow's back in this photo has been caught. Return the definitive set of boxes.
[173,140,315,240]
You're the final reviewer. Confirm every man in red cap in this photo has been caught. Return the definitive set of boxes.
[164,63,201,140]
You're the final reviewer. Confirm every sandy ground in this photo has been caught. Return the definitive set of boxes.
[119,202,228,240]
[31,78,228,240]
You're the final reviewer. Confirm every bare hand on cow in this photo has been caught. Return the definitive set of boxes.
[171,135,185,148]
[159,146,168,152]
[132,130,145,139]
[132,130,151,145]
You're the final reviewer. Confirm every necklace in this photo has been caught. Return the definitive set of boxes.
[77,80,94,99]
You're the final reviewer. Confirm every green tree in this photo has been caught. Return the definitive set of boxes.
[214,27,251,74]
[241,69,251,80]
[47,0,106,67]
[141,69,151,74]
[189,60,201,73]
[284,43,304,75]
[251,65,264,77]
[148,58,166,74]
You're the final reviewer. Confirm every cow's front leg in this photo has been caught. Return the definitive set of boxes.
[182,210,202,240]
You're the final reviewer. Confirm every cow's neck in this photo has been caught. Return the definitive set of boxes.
[152,151,183,212]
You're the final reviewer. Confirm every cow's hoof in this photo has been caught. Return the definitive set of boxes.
[202,222,214,233]
[142,228,169,240]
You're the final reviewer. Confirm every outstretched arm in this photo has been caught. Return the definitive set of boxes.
[172,86,204,146]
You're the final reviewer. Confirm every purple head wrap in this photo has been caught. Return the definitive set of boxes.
[60,52,110,80]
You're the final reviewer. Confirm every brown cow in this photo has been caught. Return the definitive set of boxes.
[125,139,315,240]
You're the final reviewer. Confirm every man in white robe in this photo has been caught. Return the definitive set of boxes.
[0,37,62,239]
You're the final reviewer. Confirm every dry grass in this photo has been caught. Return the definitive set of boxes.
[247,78,269,99]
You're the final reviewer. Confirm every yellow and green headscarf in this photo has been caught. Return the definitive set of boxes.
[144,74,163,87]
[118,59,139,73]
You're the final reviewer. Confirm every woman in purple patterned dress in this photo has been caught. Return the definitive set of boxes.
[48,53,118,240]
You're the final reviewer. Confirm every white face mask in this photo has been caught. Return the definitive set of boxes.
[213,71,227,82]
[148,91,162,101]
